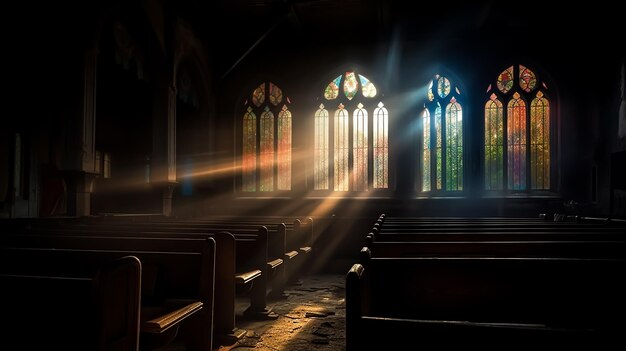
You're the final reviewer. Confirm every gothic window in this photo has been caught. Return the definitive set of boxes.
[485,65,552,191]
[314,71,388,191]
[242,82,292,191]
[421,75,464,192]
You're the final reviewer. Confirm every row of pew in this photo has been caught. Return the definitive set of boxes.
[0,215,314,350]
[346,214,626,349]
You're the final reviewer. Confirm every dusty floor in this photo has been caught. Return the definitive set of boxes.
[218,275,346,351]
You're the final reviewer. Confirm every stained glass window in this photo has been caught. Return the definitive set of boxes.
[315,71,387,191]
[353,103,368,191]
[277,105,292,190]
[437,77,451,98]
[507,92,526,190]
[269,82,283,106]
[485,65,552,192]
[242,82,292,192]
[485,94,503,190]
[497,66,514,94]
[373,102,388,189]
[343,71,358,101]
[260,107,274,191]
[422,109,431,191]
[252,83,265,107]
[445,97,463,191]
[325,75,341,100]
[334,104,349,191]
[243,107,256,192]
[314,104,329,190]
[530,91,550,189]
[359,74,377,98]
[519,65,537,93]
[435,104,443,190]
[422,74,463,192]
[427,81,434,102]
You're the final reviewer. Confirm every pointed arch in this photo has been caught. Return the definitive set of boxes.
[445,97,463,191]
[530,91,550,189]
[277,105,292,190]
[314,104,329,190]
[422,108,431,192]
[334,105,349,191]
[485,94,504,190]
[373,102,389,189]
[242,107,257,192]
[259,108,274,192]
[353,103,368,191]
[507,92,527,190]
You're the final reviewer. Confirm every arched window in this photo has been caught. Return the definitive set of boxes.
[420,75,464,192]
[314,71,389,191]
[242,82,292,192]
[484,65,552,191]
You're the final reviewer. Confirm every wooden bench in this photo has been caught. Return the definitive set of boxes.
[346,254,626,350]
[22,219,284,303]
[364,240,626,258]
[0,254,141,351]
[154,216,314,283]
[2,226,265,343]
[0,240,214,351]
[367,229,626,243]
[154,216,315,282]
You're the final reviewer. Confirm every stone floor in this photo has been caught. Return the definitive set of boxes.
[217,275,346,351]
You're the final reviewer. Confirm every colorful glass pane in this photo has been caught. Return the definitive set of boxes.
[519,65,537,92]
[497,66,514,94]
[373,102,388,189]
[437,76,451,98]
[269,82,283,106]
[422,109,431,192]
[353,103,368,191]
[427,80,434,102]
[260,107,274,191]
[507,92,527,190]
[530,91,550,190]
[243,107,256,191]
[484,94,504,190]
[277,105,291,190]
[252,83,265,107]
[314,104,329,190]
[334,104,349,191]
[324,75,341,100]
[359,74,377,98]
[435,103,442,190]
[343,71,358,100]
[445,97,463,191]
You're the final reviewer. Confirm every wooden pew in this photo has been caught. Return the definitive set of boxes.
[346,253,626,350]
[171,218,312,285]
[0,240,215,351]
[0,254,141,351]
[367,230,626,243]
[2,226,266,343]
[19,219,284,304]
[364,240,626,258]
[152,216,314,282]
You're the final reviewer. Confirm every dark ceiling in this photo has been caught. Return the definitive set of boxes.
[187,0,623,76]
